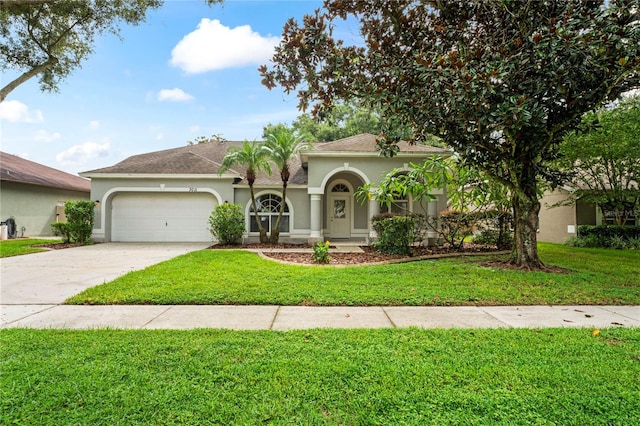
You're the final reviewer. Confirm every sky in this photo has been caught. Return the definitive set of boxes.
[1,0,357,176]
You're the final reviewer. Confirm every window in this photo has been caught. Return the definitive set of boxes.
[331,183,350,193]
[380,194,410,214]
[249,194,290,232]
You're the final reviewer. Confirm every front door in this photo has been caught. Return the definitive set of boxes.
[329,195,350,238]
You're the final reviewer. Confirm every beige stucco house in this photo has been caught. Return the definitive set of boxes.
[0,151,91,238]
[80,134,449,243]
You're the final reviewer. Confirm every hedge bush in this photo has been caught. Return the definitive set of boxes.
[566,225,640,249]
[64,200,95,244]
[209,203,245,245]
[578,225,640,240]
[371,214,415,255]
[50,222,71,243]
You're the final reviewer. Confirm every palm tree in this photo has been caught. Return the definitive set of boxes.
[220,141,272,243]
[263,128,311,244]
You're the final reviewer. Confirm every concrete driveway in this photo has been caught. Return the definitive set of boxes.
[0,243,211,305]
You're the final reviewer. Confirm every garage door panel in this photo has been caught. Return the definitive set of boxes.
[111,193,217,242]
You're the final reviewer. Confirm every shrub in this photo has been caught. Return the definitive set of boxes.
[50,222,71,243]
[473,228,514,250]
[578,225,640,240]
[372,214,414,255]
[209,203,245,245]
[312,240,331,264]
[64,200,95,244]
[567,225,640,249]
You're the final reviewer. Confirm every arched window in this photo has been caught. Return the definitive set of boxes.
[249,193,290,233]
[331,183,350,193]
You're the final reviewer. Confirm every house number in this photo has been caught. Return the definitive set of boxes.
[188,187,198,192]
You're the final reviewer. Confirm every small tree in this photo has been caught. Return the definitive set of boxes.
[263,127,310,244]
[209,203,245,245]
[220,141,272,243]
[357,156,512,250]
[557,95,640,225]
[64,200,94,244]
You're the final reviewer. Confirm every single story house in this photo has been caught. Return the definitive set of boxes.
[0,151,91,238]
[80,134,450,243]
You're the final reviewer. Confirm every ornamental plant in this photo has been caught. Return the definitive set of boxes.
[209,203,245,245]
[312,240,331,264]
[64,200,95,244]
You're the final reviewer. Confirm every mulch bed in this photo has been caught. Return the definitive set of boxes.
[210,243,505,266]
[34,242,83,250]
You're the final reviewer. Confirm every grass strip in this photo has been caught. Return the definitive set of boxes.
[66,244,640,306]
[0,238,62,258]
[1,327,638,425]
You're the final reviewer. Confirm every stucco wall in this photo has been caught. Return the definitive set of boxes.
[538,190,578,243]
[0,181,89,237]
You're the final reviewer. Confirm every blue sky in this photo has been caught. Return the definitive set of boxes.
[1,0,349,175]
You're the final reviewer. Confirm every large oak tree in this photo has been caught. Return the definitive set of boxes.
[260,0,639,269]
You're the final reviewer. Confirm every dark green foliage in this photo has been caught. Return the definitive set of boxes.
[371,214,414,254]
[568,225,640,249]
[64,200,94,244]
[50,222,71,243]
[579,225,640,240]
[209,203,245,245]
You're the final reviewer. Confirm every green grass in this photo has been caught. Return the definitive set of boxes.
[66,243,640,306]
[0,238,62,257]
[1,328,638,425]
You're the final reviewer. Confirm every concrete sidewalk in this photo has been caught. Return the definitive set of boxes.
[2,304,638,330]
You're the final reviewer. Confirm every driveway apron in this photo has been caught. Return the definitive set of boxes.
[0,243,210,305]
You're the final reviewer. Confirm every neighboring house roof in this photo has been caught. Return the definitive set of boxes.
[81,134,449,186]
[0,151,90,193]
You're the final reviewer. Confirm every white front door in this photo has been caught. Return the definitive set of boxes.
[329,195,350,238]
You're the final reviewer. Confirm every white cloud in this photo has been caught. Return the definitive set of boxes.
[189,125,201,133]
[0,100,44,123]
[56,140,111,166]
[33,129,61,143]
[157,88,194,102]
[170,19,279,73]
[89,120,100,129]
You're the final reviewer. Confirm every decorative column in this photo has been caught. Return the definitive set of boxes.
[309,194,323,243]
[368,196,380,241]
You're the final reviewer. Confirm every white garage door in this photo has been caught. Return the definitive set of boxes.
[111,193,217,242]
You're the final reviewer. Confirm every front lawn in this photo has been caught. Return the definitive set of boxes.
[1,328,638,425]
[66,243,640,306]
[0,238,62,258]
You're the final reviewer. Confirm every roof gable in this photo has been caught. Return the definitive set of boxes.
[0,151,90,192]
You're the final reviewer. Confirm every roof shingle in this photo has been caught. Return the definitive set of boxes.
[1,152,90,193]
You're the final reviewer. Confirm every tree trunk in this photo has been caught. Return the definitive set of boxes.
[249,184,269,243]
[270,180,288,244]
[510,191,543,269]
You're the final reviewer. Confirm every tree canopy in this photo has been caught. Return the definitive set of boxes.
[0,0,222,102]
[261,0,640,268]
[558,94,640,225]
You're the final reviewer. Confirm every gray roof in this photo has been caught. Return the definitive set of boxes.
[0,151,90,193]
[81,134,447,186]
[311,133,449,153]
